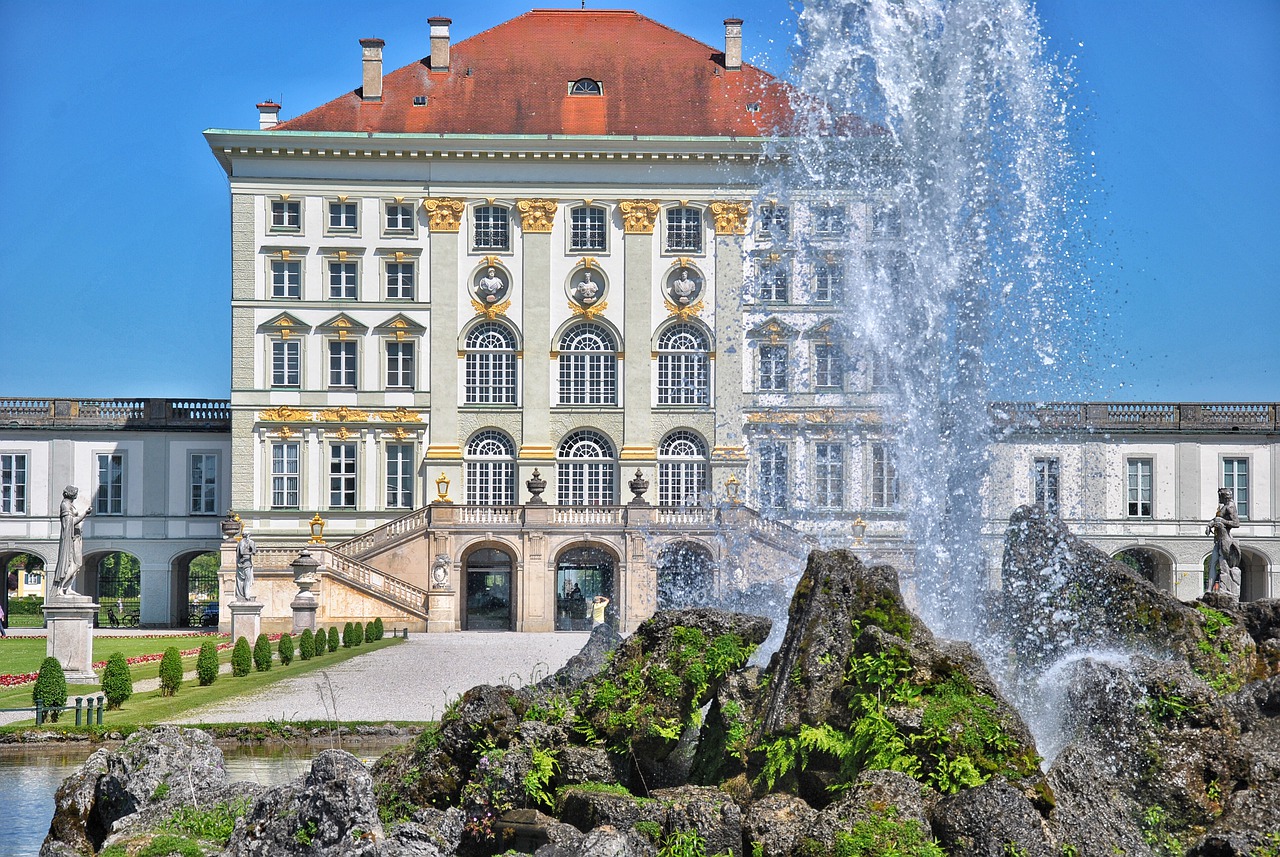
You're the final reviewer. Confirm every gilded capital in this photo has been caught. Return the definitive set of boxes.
[423,197,465,232]
[711,201,751,235]
[517,199,558,233]
[619,199,660,234]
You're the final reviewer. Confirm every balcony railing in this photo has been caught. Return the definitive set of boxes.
[0,398,231,430]
[991,402,1279,433]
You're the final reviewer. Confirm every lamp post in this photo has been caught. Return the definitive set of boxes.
[851,516,868,547]
[308,513,326,545]
[434,472,453,504]
[724,475,742,505]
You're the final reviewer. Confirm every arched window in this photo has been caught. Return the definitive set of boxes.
[558,323,617,405]
[465,430,516,505]
[569,78,603,96]
[464,322,518,404]
[558,430,616,505]
[656,323,710,406]
[658,431,708,507]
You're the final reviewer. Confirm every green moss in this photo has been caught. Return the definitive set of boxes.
[832,808,945,857]
[634,820,662,842]
[136,834,205,857]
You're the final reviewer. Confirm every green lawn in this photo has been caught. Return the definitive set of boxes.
[0,636,405,729]
[0,634,226,676]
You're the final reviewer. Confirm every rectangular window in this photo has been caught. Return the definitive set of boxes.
[271,260,302,299]
[813,204,847,237]
[328,261,358,299]
[1126,458,1152,518]
[872,444,899,509]
[759,442,788,510]
[1033,457,1059,515]
[386,262,415,300]
[328,340,357,388]
[272,340,301,387]
[759,261,788,302]
[96,453,124,515]
[385,202,414,232]
[386,445,415,509]
[758,345,788,391]
[387,341,415,389]
[189,453,218,515]
[271,443,300,509]
[270,199,300,230]
[815,262,843,302]
[665,208,703,253]
[329,443,357,508]
[758,204,790,237]
[570,206,607,251]
[0,453,27,514]
[1223,458,1249,519]
[24,571,41,587]
[328,201,357,231]
[814,443,845,509]
[814,344,843,389]
[872,203,901,237]
[473,205,510,250]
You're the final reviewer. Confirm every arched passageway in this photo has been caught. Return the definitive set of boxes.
[657,542,716,610]
[1201,548,1272,602]
[1113,547,1176,594]
[463,547,515,631]
[88,551,141,627]
[174,551,221,627]
[555,545,617,631]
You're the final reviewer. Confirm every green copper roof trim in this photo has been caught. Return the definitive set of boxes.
[203,129,778,143]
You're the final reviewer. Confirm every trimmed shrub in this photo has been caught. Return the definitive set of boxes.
[353,621,365,646]
[278,633,294,666]
[33,657,68,721]
[253,634,272,672]
[298,629,314,661]
[196,640,219,686]
[101,651,133,710]
[327,626,340,653]
[313,628,327,656]
[374,617,384,640]
[342,622,355,648]
[364,621,374,643]
[158,646,183,696]
[231,637,252,677]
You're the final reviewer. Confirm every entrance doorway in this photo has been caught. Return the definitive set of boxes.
[464,548,514,631]
[95,552,141,628]
[555,546,616,631]
[657,542,715,609]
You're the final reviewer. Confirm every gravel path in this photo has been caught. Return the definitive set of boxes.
[172,632,588,725]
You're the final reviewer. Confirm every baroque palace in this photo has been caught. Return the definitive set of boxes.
[2,11,1276,631]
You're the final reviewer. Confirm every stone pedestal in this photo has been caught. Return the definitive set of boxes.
[427,589,456,633]
[229,600,263,645]
[291,594,318,635]
[42,598,99,683]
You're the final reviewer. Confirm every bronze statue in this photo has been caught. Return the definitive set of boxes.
[51,486,91,598]
[1207,487,1242,599]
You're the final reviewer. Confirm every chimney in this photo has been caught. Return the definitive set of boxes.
[257,101,281,130]
[361,38,385,102]
[429,17,452,71]
[724,18,743,71]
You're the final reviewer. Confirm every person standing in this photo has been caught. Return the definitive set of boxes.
[591,595,610,629]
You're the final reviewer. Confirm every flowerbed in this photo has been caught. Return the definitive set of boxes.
[0,635,283,688]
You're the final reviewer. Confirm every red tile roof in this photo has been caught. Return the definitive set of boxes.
[274,10,795,137]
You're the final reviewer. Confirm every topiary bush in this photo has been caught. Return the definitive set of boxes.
[364,620,376,642]
[342,622,355,648]
[253,634,272,672]
[278,632,294,666]
[101,651,133,710]
[231,637,252,677]
[328,625,340,653]
[298,628,314,661]
[33,657,68,721]
[374,617,384,640]
[158,646,183,697]
[314,628,327,655]
[196,640,219,686]
[353,621,365,646]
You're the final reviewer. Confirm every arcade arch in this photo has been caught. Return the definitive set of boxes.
[657,541,716,610]
[555,544,618,631]
[1113,546,1176,594]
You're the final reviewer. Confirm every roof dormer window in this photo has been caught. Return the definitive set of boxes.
[569,78,603,96]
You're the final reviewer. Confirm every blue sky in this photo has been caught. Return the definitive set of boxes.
[0,0,1275,401]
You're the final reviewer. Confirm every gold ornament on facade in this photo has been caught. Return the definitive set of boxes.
[569,299,608,320]
[619,199,660,233]
[483,255,502,267]
[760,320,786,345]
[663,295,705,321]
[376,407,423,423]
[517,199,558,232]
[271,317,297,339]
[275,426,296,439]
[332,425,353,440]
[260,406,313,422]
[317,405,369,422]
[710,201,750,235]
[331,317,353,341]
[390,426,412,441]
[423,197,465,232]
[471,296,512,320]
[388,318,410,341]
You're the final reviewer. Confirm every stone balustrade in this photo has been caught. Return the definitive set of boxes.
[990,402,1279,433]
[0,397,231,430]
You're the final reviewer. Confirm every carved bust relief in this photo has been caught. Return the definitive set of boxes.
[665,266,702,305]
[473,265,510,303]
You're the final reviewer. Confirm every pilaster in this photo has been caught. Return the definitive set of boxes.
[519,201,556,465]
[425,207,463,493]
[712,222,750,494]
[621,208,657,470]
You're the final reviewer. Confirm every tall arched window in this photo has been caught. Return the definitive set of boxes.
[465,430,516,505]
[557,430,616,505]
[658,431,708,507]
[656,323,710,405]
[465,322,518,404]
[558,324,617,405]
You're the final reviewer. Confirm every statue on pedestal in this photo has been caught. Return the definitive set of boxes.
[51,486,91,599]
[235,533,258,602]
[1207,487,1242,599]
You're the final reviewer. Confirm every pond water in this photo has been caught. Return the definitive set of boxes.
[0,740,400,857]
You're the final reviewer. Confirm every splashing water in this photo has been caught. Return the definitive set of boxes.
[770,0,1096,640]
